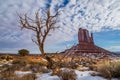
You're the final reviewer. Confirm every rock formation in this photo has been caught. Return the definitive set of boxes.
[62,28,118,58]
[78,28,94,44]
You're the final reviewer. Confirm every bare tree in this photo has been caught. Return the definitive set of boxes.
[18,8,60,56]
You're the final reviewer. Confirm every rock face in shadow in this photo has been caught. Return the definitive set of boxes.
[63,28,118,58]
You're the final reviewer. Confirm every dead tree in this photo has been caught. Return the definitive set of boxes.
[18,8,60,56]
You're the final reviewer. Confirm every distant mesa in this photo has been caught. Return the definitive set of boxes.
[63,28,118,58]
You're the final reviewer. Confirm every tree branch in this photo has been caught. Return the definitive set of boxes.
[18,8,60,55]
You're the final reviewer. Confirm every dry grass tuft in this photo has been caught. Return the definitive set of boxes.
[57,69,76,80]
[97,61,120,79]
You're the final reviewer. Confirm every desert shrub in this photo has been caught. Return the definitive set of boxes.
[12,58,49,72]
[0,55,13,61]
[97,61,120,79]
[29,60,48,66]
[112,62,120,78]
[18,49,29,56]
[12,56,31,65]
[52,67,61,76]
[1,64,21,73]
[69,61,78,69]
[52,61,77,69]
[0,67,15,80]
[89,65,97,71]
[12,59,27,66]
[12,59,34,71]
[97,62,113,79]
[0,64,13,75]
[29,63,49,73]
[11,64,23,71]
[12,58,31,71]
[57,69,76,80]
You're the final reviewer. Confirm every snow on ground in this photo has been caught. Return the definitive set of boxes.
[15,71,32,77]
[36,72,60,80]
[75,70,106,80]
[0,64,3,67]
[75,70,118,80]
[14,69,119,80]
[36,69,119,80]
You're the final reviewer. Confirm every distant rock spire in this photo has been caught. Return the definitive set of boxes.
[78,28,94,44]
[90,33,94,44]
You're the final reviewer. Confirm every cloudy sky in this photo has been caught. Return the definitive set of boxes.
[0,0,120,54]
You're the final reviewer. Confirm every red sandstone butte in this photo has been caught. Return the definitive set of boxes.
[63,28,117,58]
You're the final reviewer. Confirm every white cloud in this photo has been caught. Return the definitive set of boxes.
[108,46,120,51]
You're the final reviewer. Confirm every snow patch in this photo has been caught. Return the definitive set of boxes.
[36,72,60,80]
[75,70,118,80]
[14,69,119,80]
[15,71,32,77]
[0,64,3,67]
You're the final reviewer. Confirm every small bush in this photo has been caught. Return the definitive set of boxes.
[0,55,13,61]
[54,61,78,69]
[29,64,49,73]
[89,65,97,71]
[29,60,48,66]
[52,68,61,75]
[12,58,32,71]
[0,67,15,80]
[97,61,120,79]
[18,49,29,56]
[58,69,76,80]
[12,59,28,67]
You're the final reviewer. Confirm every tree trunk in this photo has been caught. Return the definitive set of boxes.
[39,43,45,56]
